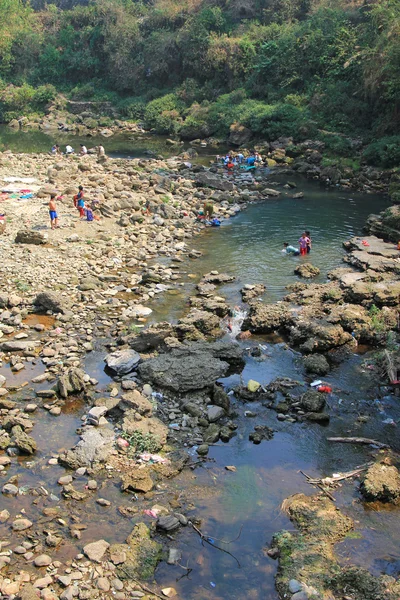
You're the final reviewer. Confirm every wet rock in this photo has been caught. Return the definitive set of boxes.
[303,354,329,375]
[3,483,18,496]
[167,548,182,565]
[203,423,220,443]
[15,230,48,245]
[105,349,141,375]
[138,341,243,392]
[121,469,154,493]
[289,319,353,352]
[361,462,400,503]
[59,428,115,469]
[212,384,230,411]
[34,291,66,313]
[241,284,266,302]
[294,263,320,279]
[124,322,174,352]
[12,518,33,531]
[207,405,225,422]
[112,523,162,580]
[12,425,37,454]
[57,368,86,398]
[242,303,291,334]
[34,554,52,567]
[83,539,110,562]
[301,391,326,412]
[304,412,330,423]
[61,483,88,501]
[197,444,209,456]
[157,515,180,532]
[249,425,274,444]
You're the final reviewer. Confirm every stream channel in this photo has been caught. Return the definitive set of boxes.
[0,130,399,599]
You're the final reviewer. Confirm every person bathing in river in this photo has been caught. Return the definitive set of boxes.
[49,193,59,229]
[305,230,311,253]
[282,242,300,256]
[299,232,310,256]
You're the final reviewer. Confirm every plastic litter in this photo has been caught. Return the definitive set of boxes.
[169,423,180,430]
[139,453,168,464]
[310,380,323,387]
[143,509,159,518]
[382,418,396,425]
[318,385,332,393]
[152,392,163,400]
[210,582,216,588]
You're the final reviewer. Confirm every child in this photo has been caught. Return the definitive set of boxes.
[305,230,312,254]
[86,205,94,222]
[73,185,85,218]
[49,193,59,229]
[282,242,299,256]
[299,232,310,256]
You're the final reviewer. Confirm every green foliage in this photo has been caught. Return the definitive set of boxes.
[363,137,400,168]
[121,430,160,456]
[369,304,386,333]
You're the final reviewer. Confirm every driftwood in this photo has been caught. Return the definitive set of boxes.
[327,436,389,449]
[300,462,373,498]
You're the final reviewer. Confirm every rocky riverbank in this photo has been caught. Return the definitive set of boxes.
[0,150,399,599]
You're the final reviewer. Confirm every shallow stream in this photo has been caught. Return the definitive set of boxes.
[0,133,399,598]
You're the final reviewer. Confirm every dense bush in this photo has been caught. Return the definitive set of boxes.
[363,137,400,168]
[0,0,399,164]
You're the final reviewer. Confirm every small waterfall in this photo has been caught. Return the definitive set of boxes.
[223,307,247,338]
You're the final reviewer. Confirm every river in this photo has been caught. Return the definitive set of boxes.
[0,130,398,599]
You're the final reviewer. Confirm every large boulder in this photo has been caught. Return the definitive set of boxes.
[105,349,141,375]
[138,341,244,392]
[229,122,252,146]
[289,319,353,352]
[303,354,330,375]
[57,368,86,398]
[34,291,66,313]
[58,428,115,469]
[301,390,326,412]
[123,322,174,352]
[11,425,37,454]
[361,463,400,503]
[242,302,292,333]
[196,172,234,192]
[15,230,47,245]
[111,523,162,581]
[294,263,320,279]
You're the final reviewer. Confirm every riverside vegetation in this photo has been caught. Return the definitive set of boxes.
[1,0,400,174]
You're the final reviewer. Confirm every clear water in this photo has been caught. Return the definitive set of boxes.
[0,133,398,598]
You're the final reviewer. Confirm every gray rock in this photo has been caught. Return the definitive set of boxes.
[291,592,308,600]
[0,340,39,352]
[34,291,66,313]
[196,172,234,192]
[15,230,48,245]
[303,354,329,375]
[207,405,225,422]
[2,483,18,496]
[105,349,141,375]
[57,368,86,398]
[138,341,244,393]
[83,539,110,562]
[58,428,115,469]
[157,515,180,532]
[289,580,303,594]
[12,425,37,454]
[167,548,182,565]
[301,391,326,412]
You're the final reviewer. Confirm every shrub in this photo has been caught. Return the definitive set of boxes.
[362,137,400,168]
[144,93,183,133]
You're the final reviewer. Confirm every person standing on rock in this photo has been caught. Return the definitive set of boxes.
[49,193,59,229]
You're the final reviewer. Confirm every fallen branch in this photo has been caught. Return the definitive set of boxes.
[188,520,242,567]
[299,470,335,501]
[327,437,389,449]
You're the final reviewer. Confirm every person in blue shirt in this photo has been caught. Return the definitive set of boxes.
[282,242,300,256]
[246,155,255,166]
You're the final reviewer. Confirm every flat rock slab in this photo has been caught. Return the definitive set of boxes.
[0,340,39,352]
[83,539,110,562]
[105,349,141,375]
[58,428,115,469]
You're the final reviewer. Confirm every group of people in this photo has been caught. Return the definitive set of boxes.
[217,150,262,170]
[282,231,311,256]
[51,144,105,157]
[48,184,100,229]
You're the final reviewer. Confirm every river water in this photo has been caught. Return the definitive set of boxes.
[0,130,399,599]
